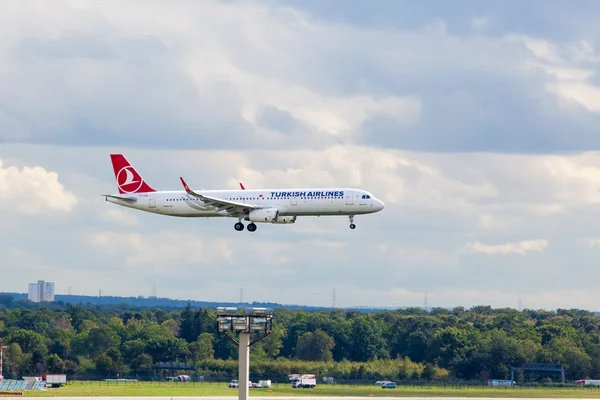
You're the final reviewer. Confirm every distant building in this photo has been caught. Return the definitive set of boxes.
[27,280,55,303]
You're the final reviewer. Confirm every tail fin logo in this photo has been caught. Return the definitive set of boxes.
[110,154,156,194]
[117,166,144,193]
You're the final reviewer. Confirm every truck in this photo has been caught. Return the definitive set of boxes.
[175,375,191,382]
[289,374,316,388]
[576,380,600,386]
[42,374,67,388]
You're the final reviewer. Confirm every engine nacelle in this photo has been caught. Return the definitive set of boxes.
[272,216,297,224]
[246,208,279,223]
[245,209,297,224]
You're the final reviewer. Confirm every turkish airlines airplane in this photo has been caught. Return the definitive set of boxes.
[104,154,385,232]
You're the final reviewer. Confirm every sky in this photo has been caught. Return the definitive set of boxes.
[2,0,600,310]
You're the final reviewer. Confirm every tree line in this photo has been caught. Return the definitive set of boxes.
[0,301,598,383]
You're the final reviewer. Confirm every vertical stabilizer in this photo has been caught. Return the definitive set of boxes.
[110,154,156,194]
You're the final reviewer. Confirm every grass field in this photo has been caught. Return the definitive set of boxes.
[17,381,600,398]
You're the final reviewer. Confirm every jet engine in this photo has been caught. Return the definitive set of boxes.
[245,209,297,224]
[245,208,279,223]
[272,216,297,224]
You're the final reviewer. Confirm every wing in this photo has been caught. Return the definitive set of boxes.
[180,177,260,215]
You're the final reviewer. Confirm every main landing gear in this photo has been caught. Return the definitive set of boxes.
[349,215,356,230]
[234,221,257,232]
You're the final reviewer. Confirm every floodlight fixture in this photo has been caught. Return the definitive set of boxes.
[248,307,267,315]
[232,317,248,331]
[217,317,232,331]
[216,307,273,338]
[217,306,238,315]
[250,317,272,332]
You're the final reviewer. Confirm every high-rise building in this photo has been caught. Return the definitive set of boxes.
[27,284,37,302]
[27,280,55,303]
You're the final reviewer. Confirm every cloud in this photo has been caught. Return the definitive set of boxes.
[4,1,600,153]
[86,228,297,275]
[8,143,600,302]
[88,230,234,270]
[267,0,600,42]
[255,105,300,133]
[0,157,77,214]
[0,1,420,151]
[3,1,600,309]
[98,209,139,227]
[465,239,549,255]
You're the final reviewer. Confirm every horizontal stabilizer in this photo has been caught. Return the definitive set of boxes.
[103,194,137,203]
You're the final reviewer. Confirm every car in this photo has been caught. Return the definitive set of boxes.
[382,382,397,389]
[228,379,239,388]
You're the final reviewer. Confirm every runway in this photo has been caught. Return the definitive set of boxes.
[21,397,582,400]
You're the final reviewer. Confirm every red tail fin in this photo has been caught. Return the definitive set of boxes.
[110,154,156,194]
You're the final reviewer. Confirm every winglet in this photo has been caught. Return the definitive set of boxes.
[240,182,245,190]
[180,177,192,193]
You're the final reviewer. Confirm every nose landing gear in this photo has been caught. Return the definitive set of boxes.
[349,215,356,229]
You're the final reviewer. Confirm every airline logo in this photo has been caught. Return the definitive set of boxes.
[117,166,144,193]
[271,190,344,197]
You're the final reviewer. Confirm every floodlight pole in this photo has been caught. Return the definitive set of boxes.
[216,307,273,400]
[239,332,250,400]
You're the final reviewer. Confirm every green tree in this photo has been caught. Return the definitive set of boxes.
[94,353,117,376]
[131,353,153,375]
[190,333,214,361]
[349,316,389,361]
[66,304,93,333]
[4,343,31,378]
[261,325,285,358]
[5,328,48,367]
[295,329,335,361]
[179,303,201,342]
[85,326,120,357]
[122,339,146,364]
[46,354,65,373]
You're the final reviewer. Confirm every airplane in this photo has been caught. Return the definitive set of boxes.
[103,154,385,232]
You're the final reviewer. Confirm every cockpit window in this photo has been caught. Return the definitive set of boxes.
[361,194,371,199]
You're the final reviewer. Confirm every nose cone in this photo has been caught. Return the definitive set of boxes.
[376,199,385,211]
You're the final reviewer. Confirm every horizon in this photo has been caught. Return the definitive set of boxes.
[6,290,600,314]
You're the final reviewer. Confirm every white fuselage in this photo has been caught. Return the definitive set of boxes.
[105,188,384,218]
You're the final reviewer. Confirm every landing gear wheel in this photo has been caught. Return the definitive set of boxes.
[234,222,244,231]
[349,215,356,229]
[247,223,257,232]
